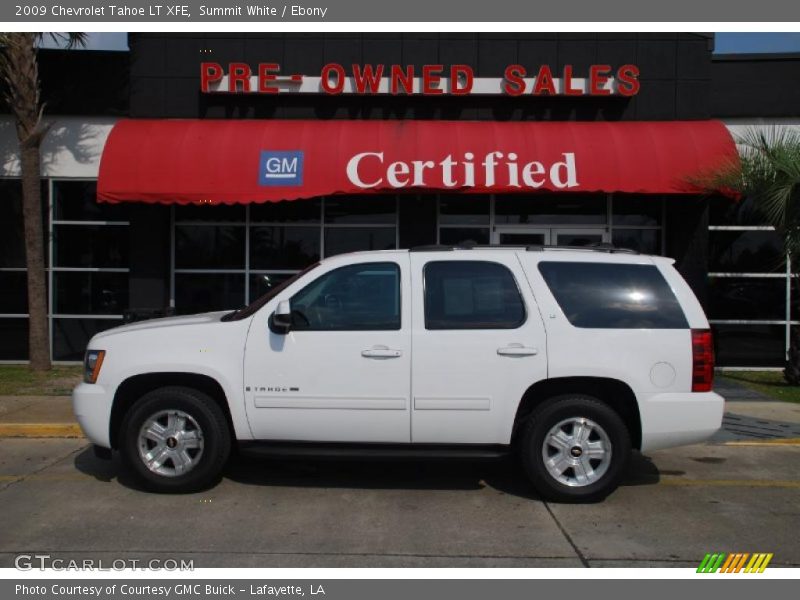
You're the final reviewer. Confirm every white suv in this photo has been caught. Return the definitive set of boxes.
[73,246,723,502]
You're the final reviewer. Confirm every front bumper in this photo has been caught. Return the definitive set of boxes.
[639,391,725,452]
[72,382,114,448]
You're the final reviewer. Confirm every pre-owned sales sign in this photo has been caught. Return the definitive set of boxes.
[200,62,641,96]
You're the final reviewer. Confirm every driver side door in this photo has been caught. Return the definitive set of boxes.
[243,257,412,442]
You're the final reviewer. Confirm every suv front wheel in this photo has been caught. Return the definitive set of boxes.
[520,394,631,503]
[120,386,231,493]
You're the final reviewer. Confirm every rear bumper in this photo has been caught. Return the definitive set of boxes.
[639,391,724,452]
[72,382,114,448]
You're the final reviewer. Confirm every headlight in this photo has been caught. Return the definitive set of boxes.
[84,350,106,384]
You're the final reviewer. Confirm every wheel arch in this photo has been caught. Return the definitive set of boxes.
[512,377,642,449]
[109,372,234,449]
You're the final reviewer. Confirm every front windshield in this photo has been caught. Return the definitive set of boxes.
[221,262,320,321]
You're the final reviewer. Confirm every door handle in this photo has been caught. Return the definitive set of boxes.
[497,344,538,357]
[361,346,403,358]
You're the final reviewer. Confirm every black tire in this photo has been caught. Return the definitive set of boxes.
[519,394,631,503]
[120,386,231,493]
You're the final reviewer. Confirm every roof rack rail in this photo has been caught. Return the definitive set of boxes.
[408,245,464,252]
[409,243,640,255]
[525,243,640,254]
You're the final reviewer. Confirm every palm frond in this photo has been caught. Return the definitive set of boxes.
[700,125,800,263]
[39,33,88,49]
[737,126,800,156]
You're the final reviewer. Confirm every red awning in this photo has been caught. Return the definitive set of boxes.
[97,119,738,204]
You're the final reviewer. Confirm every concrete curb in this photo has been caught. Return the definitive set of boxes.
[721,438,800,446]
[0,423,84,438]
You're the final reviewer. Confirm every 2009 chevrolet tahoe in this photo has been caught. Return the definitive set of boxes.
[73,245,723,502]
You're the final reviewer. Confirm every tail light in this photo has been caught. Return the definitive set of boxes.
[691,329,714,392]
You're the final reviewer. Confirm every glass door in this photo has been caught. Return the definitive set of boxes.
[493,227,609,247]
[552,228,608,247]
[493,227,550,246]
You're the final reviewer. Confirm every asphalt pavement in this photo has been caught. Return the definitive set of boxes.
[0,435,798,568]
[0,379,798,568]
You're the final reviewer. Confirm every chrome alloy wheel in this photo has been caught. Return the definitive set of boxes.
[137,410,205,477]
[541,417,612,487]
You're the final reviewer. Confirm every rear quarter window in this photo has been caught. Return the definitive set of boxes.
[537,261,688,329]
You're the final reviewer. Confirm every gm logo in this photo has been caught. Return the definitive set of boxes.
[259,151,303,186]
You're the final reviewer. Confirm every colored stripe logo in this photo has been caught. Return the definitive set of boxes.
[697,552,773,573]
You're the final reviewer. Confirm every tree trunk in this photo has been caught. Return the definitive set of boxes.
[20,140,51,370]
[2,33,52,370]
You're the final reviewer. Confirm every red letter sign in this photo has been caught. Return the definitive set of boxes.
[422,65,444,95]
[228,63,252,93]
[616,64,640,96]
[589,64,612,95]
[321,63,346,94]
[533,65,556,95]
[352,64,384,94]
[450,65,474,95]
[258,63,280,93]
[503,65,526,96]
[390,65,414,95]
[562,65,582,96]
[200,62,223,92]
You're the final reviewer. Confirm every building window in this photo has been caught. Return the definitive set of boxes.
[0,182,30,354]
[0,178,128,362]
[0,319,29,362]
[708,197,790,369]
[0,180,28,269]
[437,195,491,246]
[713,324,787,369]
[175,225,246,270]
[0,179,44,361]
[51,180,130,361]
[495,194,607,226]
[610,194,665,255]
[172,197,398,314]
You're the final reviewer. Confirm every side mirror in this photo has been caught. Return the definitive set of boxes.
[269,300,292,335]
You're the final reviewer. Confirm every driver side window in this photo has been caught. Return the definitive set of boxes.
[289,262,401,331]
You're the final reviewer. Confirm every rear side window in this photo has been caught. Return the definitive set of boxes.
[537,261,688,329]
[424,261,526,330]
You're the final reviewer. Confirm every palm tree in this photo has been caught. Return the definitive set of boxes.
[0,32,86,370]
[705,127,800,383]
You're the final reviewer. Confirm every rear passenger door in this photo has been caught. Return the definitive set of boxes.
[409,253,548,444]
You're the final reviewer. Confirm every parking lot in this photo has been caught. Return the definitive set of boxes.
[1,407,799,569]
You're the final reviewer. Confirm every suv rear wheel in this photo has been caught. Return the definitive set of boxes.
[120,386,231,493]
[519,394,631,503]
